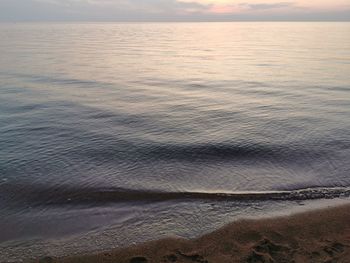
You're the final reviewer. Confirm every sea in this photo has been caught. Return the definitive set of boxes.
[0,22,349,261]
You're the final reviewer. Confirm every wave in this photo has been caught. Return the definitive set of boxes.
[2,72,103,87]
[80,138,329,164]
[2,183,350,207]
[140,143,325,162]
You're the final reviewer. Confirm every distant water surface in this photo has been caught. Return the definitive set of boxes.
[0,22,350,260]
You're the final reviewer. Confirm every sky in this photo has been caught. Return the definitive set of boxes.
[0,0,349,21]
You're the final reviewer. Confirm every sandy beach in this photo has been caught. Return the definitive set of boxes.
[32,204,350,263]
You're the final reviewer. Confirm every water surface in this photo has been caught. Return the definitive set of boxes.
[0,22,350,261]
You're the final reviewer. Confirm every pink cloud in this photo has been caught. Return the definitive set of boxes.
[209,4,239,14]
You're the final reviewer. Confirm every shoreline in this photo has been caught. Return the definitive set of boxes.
[34,203,350,263]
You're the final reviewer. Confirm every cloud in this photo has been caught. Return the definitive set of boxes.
[0,0,211,21]
[0,0,349,21]
[32,0,209,13]
[239,2,294,10]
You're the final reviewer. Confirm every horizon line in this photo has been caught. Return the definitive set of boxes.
[1,19,350,23]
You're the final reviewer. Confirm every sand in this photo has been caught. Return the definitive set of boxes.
[35,204,350,263]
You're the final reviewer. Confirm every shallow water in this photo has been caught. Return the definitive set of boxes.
[0,22,350,260]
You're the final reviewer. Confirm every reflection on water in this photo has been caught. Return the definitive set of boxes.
[0,22,350,260]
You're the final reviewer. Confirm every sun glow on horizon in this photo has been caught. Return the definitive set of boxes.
[180,0,350,14]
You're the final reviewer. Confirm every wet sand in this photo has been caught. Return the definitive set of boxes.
[35,204,350,263]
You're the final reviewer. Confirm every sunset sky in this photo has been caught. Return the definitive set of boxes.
[1,0,349,21]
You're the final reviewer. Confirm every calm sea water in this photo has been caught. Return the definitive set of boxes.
[0,22,350,260]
